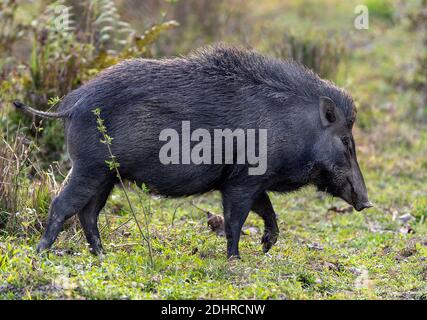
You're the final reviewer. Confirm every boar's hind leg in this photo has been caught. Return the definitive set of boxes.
[78,182,114,255]
[251,192,279,253]
[37,167,112,253]
[221,186,258,260]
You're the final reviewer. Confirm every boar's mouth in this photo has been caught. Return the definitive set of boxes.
[312,168,372,211]
[342,177,373,212]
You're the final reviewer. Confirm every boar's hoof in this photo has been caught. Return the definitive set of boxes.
[36,240,50,254]
[261,231,278,253]
[89,247,105,256]
[227,255,241,261]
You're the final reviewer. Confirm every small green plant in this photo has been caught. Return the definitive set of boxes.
[88,0,135,51]
[92,108,154,267]
[47,96,61,108]
[365,0,395,23]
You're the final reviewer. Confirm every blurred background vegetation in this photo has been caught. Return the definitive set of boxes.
[0,0,426,299]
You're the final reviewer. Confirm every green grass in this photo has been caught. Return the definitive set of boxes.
[1,0,426,299]
[1,188,427,299]
[1,138,426,299]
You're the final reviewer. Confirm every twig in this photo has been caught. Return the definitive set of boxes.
[135,184,154,268]
[190,201,219,216]
[171,202,184,227]
[93,109,154,268]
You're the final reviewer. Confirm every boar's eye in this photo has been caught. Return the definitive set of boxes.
[341,136,350,148]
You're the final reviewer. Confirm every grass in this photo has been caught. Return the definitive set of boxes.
[1,175,426,299]
[1,124,426,299]
[0,0,426,299]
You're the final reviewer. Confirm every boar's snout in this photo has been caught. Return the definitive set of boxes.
[342,162,373,212]
[354,198,373,212]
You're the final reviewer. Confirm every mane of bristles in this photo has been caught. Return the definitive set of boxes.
[187,44,356,124]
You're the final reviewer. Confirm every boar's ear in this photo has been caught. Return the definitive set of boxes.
[319,96,338,127]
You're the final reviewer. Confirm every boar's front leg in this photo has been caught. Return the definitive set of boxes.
[221,186,259,259]
[251,192,279,253]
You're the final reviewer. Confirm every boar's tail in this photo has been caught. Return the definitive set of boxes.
[12,101,69,119]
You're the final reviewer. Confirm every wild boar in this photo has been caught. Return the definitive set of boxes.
[14,44,372,259]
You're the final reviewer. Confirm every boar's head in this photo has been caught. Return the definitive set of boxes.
[311,96,372,211]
